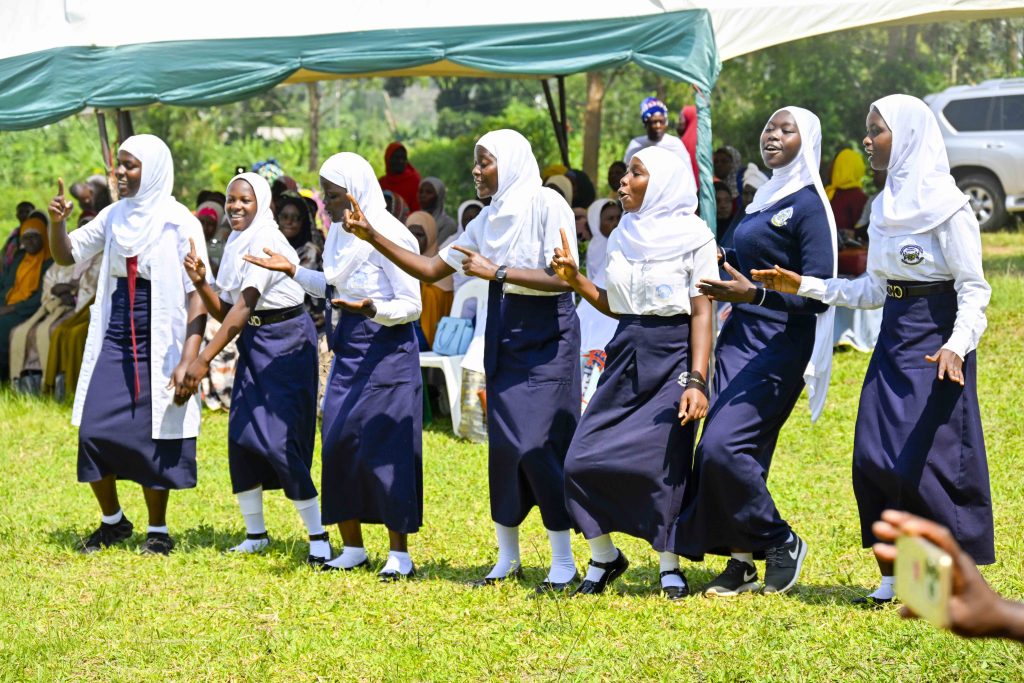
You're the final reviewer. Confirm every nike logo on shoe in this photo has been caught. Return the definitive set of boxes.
[744,569,756,582]
[788,543,800,560]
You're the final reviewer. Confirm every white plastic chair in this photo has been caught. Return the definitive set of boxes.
[419,278,489,434]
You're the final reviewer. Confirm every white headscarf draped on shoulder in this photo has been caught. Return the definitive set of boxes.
[585,198,614,287]
[748,106,838,423]
[608,146,713,263]
[320,152,418,288]
[216,172,297,293]
[107,134,194,259]
[869,94,969,236]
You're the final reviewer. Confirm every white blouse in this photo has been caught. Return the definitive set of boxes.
[219,261,305,311]
[797,205,989,359]
[604,240,718,316]
[293,250,421,327]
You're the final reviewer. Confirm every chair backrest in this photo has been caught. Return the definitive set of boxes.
[451,278,489,323]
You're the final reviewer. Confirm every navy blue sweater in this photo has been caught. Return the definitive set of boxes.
[723,185,833,324]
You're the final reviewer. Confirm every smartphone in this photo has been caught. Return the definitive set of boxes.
[895,535,953,628]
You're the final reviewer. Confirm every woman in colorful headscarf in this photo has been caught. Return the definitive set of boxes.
[46,134,210,556]
[826,148,869,236]
[418,177,458,246]
[0,212,53,381]
[624,97,692,170]
[383,189,410,224]
[379,142,421,212]
[753,94,993,605]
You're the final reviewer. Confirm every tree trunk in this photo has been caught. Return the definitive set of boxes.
[307,83,321,172]
[382,90,399,138]
[582,71,606,184]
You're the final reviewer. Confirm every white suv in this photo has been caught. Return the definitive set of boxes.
[925,78,1024,231]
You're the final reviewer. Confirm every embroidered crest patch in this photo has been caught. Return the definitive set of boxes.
[770,207,793,227]
[900,244,924,265]
[655,284,673,300]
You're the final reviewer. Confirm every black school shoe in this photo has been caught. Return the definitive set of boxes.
[703,558,760,597]
[852,595,893,607]
[306,531,332,568]
[762,532,808,595]
[660,569,690,601]
[469,566,523,588]
[572,550,630,596]
[81,516,134,554]
[535,571,580,595]
[140,532,175,556]
[379,564,417,582]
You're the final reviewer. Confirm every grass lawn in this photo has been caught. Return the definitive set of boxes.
[1,235,1023,681]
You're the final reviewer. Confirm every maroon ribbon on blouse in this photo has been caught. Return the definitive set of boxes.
[126,255,141,403]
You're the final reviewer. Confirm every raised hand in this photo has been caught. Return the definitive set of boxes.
[183,238,207,285]
[451,245,499,280]
[926,348,965,386]
[678,387,708,426]
[243,247,297,277]
[331,297,377,318]
[698,261,759,303]
[342,192,374,241]
[751,264,803,294]
[48,178,74,225]
[549,228,579,284]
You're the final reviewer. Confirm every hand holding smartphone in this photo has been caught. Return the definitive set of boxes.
[895,534,953,628]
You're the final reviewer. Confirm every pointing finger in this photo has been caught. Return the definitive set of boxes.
[189,238,197,258]
[559,228,570,254]
[345,193,362,217]
[58,177,65,197]
[451,245,474,257]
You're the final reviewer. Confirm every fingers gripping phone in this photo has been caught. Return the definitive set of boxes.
[895,535,953,628]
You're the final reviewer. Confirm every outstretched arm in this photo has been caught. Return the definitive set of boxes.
[549,228,615,315]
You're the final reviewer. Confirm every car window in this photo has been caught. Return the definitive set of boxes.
[943,97,995,132]
[998,95,1024,131]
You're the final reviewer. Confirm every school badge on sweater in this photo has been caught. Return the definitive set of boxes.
[770,207,793,227]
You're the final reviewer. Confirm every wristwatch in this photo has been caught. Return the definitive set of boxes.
[494,265,508,284]
[677,371,707,392]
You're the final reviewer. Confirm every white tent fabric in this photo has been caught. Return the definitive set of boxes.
[2,0,1022,62]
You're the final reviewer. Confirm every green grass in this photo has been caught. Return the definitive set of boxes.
[2,236,1024,681]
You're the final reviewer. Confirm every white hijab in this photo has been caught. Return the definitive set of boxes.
[585,198,614,287]
[216,172,296,293]
[608,146,713,263]
[473,129,543,266]
[320,152,417,288]
[869,94,969,236]
[748,106,838,423]
[109,134,188,259]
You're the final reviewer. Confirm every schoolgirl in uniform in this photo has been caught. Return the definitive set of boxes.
[551,146,716,598]
[46,134,209,555]
[342,130,581,591]
[753,94,993,604]
[181,172,330,567]
[245,152,424,580]
[672,107,837,596]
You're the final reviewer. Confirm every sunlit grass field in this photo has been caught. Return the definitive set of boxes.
[1,235,1023,681]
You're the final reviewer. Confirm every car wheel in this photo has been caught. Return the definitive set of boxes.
[957,173,1006,232]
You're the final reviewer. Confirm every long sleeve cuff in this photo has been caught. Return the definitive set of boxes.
[293,266,327,298]
[797,275,827,301]
[370,299,421,326]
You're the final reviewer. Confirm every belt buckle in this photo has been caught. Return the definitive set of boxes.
[248,314,262,327]
[886,284,904,299]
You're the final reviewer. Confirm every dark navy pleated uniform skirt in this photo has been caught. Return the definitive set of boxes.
[484,282,581,530]
[565,314,694,550]
[78,278,197,489]
[853,287,993,564]
[320,313,423,533]
[672,308,814,560]
[228,310,318,500]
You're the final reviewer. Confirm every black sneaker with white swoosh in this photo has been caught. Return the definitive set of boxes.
[703,558,760,597]
[762,532,808,594]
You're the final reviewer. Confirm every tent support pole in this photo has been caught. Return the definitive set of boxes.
[541,79,570,168]
[114,109,134,146]
[557,75,568,166]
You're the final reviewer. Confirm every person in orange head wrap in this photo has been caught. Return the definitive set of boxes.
[0,212,53,380]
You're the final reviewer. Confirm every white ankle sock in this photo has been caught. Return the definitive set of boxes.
[731,552,754,566]
[147,525,168,535]
[485,523,521,579]
[546,529,577,583]
[291,497,329,559]
[236,487,266,535]
[868,575,896,601]
[101,509,124,525]
[584,534,618,582]
[326,546,367,570]
[659,551,685,588]
[383,550,414,574]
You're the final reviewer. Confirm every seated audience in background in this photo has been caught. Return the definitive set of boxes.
[606,161,627,199]
[873,509,1024,644]
[567,168,597,209]
[275,192,324,331]
[383,189,410,224]
[0,212,53,382]
[827,148,869,241]
[405,210,452,348]
[544,174,574,206]
[379,142,421,211]
[195,200,228,275]
[713,146,745,209]
[4,202,35,273]
[718,166,769,249]
[574,207,591,244]
[69,176,112,214]
[419,177,458,246]
[623,97,692,175]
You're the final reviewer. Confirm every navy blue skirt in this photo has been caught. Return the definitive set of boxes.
[321,312,423,533]
[672,309,815,559]
[565,314,694,550]
[228,309,318,500]
[78,278,197,490]
[484,282,581,530]
[853,287,993,564]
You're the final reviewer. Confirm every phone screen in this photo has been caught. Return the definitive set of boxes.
[894,535,953,628]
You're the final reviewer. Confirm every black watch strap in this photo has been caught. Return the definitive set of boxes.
[495,265,508,284]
